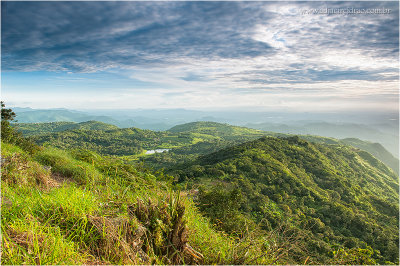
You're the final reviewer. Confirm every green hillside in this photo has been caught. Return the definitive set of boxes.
[13,121,119,136]
[28,127,188,156]
[26,122,272,157]
[164,123,399,175]
[169,136,399,264]
[297,135,399,176]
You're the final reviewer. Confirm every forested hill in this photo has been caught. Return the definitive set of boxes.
[168,121,268,137]
[169,136,399,264]
[22,121,271,156]
[13,121,119,136]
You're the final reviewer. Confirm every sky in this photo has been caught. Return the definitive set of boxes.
[1,1,399,112]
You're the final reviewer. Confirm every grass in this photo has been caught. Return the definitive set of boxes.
[34,147,103,185]
[2,218,88,265]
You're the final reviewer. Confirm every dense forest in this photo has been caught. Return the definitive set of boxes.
[2,106,399,264]
[168,136,399,263]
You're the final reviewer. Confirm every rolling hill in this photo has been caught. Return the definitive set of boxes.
[168,121,267,137]
[15,121,399,175]
[12,121,119,136]
[166,122,399,175]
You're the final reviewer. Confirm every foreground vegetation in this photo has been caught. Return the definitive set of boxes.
[2,140,289,264]
[2,106,399,264]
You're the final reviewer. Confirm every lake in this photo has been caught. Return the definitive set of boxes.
[145,149,170,154]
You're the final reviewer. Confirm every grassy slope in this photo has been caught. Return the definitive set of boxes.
[1,141,284,265]
[169,136,399,263]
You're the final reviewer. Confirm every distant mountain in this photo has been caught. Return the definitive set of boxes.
[10,107,35,113]
[246,122,399,158]
[295,135,399,175]
[170,136,399,263]
[341,138,399,175]
[15,109,119,124]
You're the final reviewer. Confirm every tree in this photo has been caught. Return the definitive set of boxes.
[1,103,39,153]
[1,101,17,142]
[1,101,16,122]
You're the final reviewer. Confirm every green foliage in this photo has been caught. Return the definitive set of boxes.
[2,218,87,265]
[168,121,267,138]
[197,185,257,236]
[342,138,399,175]
[329,246,377,264]
[29,127,171,156]
[34,147,103,185]
[1,104,40,154]
[1,101,16,122]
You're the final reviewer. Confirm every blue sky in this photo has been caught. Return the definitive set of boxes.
[1,1,399,111]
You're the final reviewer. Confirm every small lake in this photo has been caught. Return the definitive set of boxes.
[145,149,170,154]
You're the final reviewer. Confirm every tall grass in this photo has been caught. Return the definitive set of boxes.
[34,147,102,185]
[2,219,88,265]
